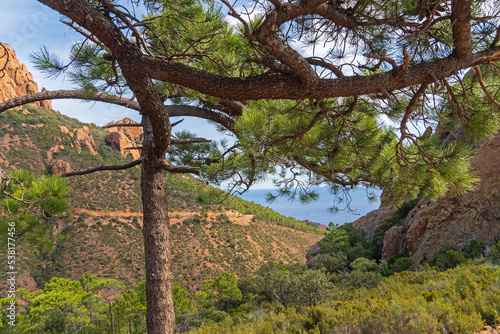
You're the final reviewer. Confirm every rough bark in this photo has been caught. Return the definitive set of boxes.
[140,160,174,333]
[121,65,174,332]
[140,114,175,334]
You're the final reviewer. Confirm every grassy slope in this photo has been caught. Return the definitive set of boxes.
[0,105,323,292]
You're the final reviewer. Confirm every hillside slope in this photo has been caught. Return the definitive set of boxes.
[0,47,323,292]
[0,104,323,292]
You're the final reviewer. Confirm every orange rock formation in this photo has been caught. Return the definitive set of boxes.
[0,43,52,109]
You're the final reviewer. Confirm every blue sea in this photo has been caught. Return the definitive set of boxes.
[240,187,382,227]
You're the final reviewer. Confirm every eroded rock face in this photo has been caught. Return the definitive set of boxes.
[381,133,500,262]
[106,131,141,160]
[51,159,71,176]
[104,118,143,140]
[381,226,407,259]
[0,43,52,109]
[74,126,98,156]
[352,190,396,240]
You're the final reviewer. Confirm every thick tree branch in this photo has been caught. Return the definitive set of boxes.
[141,47,500,100]
[0,90,236,131]
[0,90,142,113]
[217,100,245,116]
[62,157,145,177]
[250,0,330,86]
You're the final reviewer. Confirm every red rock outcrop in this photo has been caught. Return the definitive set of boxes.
[74,126,98,156]
[352,190,396,240]
[381,132,500,262]
[106,131,141,159]
[47,145,65,161]
[0,43,52,109]
[51,159,71,176]
[104,118,142,141]
[381,226,407,259]
[476,326,500,334]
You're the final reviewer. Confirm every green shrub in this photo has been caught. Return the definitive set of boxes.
[490,240,500,264]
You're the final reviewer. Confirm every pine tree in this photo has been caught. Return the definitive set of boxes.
[1,0,500,332]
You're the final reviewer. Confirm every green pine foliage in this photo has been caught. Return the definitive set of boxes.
[0,169,69,256]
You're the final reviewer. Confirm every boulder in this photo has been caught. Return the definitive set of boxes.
[51,159,71,176]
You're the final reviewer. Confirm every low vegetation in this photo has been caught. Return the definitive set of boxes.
[1,252,499,333]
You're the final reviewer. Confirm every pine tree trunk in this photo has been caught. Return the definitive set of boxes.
[109,301,115,334]
[141,152,175,333]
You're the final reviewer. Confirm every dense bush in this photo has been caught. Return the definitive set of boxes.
[189,263,500,334]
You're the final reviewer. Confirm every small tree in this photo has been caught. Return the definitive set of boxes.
[319,223,351,254]
[196,272,242,312]
[0,169,69,257]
